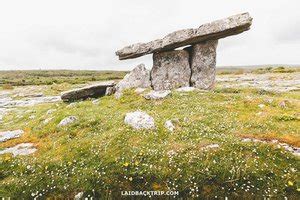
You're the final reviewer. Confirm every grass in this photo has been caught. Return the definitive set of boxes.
[0,83,299,199]
[0,70,127,86]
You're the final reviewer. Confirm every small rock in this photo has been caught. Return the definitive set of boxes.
[58,116,77,127]
[92,99,100,105]
[264,98,273,104]
[66,102,77,108]
[0,143,37,156]
[135,88,147,94]
[167,150,177,157]
[271,139,279,143]
[241,138,252,142]
[183,117,189,123]
[258,104,265,109]
[43,117,53,125]
[202,144,220,150]
[74,192,84,200]
[143,90,171,100]
[293,148,300,157]
[206,144,220,149]
[175,87,197,92]
[0,130,24,142]
[29,115,36,119]
[279,100,289,108]
[164,120,175,132]
[124,111,155,130]
[46,109,56,115]
[25,110,34,114]
[256,112,263,116]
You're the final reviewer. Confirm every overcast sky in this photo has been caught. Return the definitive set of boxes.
[0,0,299,71]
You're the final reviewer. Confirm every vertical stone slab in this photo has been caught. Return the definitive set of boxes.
[151,50,191,90]
[190,40,218,89]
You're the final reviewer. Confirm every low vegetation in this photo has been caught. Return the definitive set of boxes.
[0,67,299,199]
[0,70,127,86]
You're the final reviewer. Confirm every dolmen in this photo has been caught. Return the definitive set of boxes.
[61,81,115,102]
[116,13,253,90]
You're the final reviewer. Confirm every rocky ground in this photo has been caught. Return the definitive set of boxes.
[217,72,300,92]
[0,70,299,199]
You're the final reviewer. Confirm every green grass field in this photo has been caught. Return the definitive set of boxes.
[0,67,299,199]
[0,70,127,86]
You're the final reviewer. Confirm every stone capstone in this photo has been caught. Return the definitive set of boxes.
[124,111,155,130]
[115,64,151,98]
[61,81,115,102]
[151,50,191,90]
[116,13,252,60]
[189,40,218,89]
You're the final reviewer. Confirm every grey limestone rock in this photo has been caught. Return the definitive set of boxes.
[151,50,191,90]
[116,13,252,60]
[61,81,115,102]
[189,40,218,89]
[124,111,155,130]
[115,64,151,98]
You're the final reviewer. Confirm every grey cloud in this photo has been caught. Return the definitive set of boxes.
[35,35,101,57]
[0,0,299,70]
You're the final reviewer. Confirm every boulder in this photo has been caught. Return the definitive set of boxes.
[189,40,218,89]
[115,64,151,98]
[151,50,191,90]
[116,13,252,60]
[143,90,171,100]
[124,111,155,130]
[61,81,115,102]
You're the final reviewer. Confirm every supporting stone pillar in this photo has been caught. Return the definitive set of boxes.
[189,40,218,89]
[151,50,191,91]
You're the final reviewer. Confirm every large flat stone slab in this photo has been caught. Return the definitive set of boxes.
[151,50,191,90]
[116,13,252,60]
[61,81,115,102]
